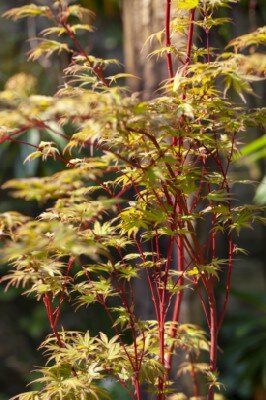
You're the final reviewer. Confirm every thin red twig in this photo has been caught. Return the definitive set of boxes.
[165,0,174,79]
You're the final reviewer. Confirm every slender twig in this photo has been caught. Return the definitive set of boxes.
[165,0,174,79]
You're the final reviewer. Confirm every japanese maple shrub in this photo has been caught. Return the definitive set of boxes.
[0,1,265,399]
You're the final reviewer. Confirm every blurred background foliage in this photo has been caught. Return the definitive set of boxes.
[0,1,265,399]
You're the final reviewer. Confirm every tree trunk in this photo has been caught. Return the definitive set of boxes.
[122,0,167,98]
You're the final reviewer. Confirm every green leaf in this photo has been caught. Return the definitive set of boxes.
[227,26,266,50]
[10,392,40,400]
[241,135,266,157]
[207,190,232,202]
[108,73,139,84]
[29,40,71,61]
[68,5,94,21]
[176,0,199,10]
[23,151,43,163]
[3,4,51,20]
[254,176,266,205]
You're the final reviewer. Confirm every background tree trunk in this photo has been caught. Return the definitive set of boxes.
[122,0,167,98]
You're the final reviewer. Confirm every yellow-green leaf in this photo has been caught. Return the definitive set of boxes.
[3,5,51,20]
[176,0,199,10]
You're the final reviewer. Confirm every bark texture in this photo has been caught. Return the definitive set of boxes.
[122,0,167,98]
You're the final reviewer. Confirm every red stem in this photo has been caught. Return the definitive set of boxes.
[166,6,199,382]
[207,282,218,400]
[165,235,184,371]
[63,22,109,87]
[43,293,63,347]
[56,1,109,87]
[134,377,141,400]
[195,282,211,328]
[42,257,75,348]
[184,9,196,69]
[218,236,234,331]
[165,0,174,79]
[135,237,160,321]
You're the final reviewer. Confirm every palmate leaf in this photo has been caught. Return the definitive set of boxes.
[222,71,253,103]
[175,0,199,10]
[68,5,94,21]
[187,259,226,279]
[2,176,77,202]
[32,364,111,399]
[195,17,232,30]
[107,73,139,84]
[1,218,106,268]
[171,16,190,35]
[145,30,165,47]
[207,370,225,390]
[41,27,69,37]
[227,53,266,78]
[111,307,131,329]
[75,55,121,69]
[0,212,29,238]
[3,256,65,294]
[206,189,233,202]
[24,141,60,163]
[3,4,51,20]
[29,40,71,61]
[10,392,40,400]
[178,362,209,376]
[2,162,107,202]
[42,24,95,37]
[149,45,180,61]
[200,0,237,8]
[39,331,130,388]
[139,359,165,384]
[119,207,149,237]
[73,278,116,308]
[229,205,266,233]
[227,26,266,50]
